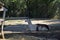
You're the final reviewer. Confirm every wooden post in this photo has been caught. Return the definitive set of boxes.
[1,10,6,40]
[0,2,7,40]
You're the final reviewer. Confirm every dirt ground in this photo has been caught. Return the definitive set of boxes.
[4,19,60,25]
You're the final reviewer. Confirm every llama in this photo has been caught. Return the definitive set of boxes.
[25,19,49,31]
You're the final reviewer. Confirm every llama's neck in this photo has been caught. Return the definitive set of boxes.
[28,19,32,25]
[25,19,32,25]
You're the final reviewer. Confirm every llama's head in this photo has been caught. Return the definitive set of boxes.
[25,19,30,22]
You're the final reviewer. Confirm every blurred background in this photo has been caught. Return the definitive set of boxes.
[0,0,60,19]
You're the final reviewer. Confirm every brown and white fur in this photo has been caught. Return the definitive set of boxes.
[25,19,49,31]
[36,24,49,31]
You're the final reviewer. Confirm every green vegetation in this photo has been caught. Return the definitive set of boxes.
[0,0,60,19]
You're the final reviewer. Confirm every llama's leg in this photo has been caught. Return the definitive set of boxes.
[36,26,39,31]
[45,25,49,30]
